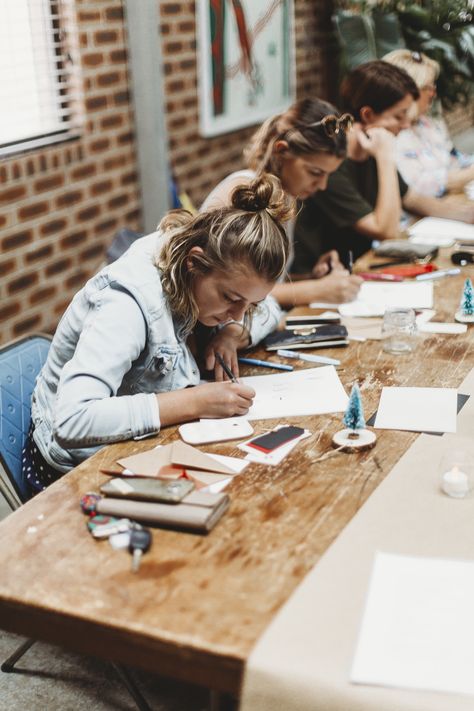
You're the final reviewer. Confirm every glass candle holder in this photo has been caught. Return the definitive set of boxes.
[439,451,474,499]
[382,307,417,354]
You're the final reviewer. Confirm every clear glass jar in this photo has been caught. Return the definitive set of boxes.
[382,307,417,354]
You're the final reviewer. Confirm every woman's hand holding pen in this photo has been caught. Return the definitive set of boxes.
[313,270,362,303]
[205,322,250,381]
[311,250,344,278]
[190,381,256,418]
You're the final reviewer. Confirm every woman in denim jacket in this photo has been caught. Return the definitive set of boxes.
[25,174,292,493]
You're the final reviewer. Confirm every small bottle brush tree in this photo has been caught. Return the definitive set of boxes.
[332,382,377,451]
[343,382,365,437]
[455,278,474,323]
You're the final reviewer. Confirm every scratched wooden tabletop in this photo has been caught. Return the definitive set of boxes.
[0,248,472,694]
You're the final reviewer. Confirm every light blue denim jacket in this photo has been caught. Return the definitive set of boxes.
[32,232,282,472]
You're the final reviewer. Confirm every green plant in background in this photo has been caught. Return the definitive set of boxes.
[333,1,474,110]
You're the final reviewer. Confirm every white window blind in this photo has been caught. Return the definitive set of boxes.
[0,0,82,154]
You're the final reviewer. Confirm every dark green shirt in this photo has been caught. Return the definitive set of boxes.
[292,157,409,271]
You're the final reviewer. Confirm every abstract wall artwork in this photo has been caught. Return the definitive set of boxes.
[197,0,295,136]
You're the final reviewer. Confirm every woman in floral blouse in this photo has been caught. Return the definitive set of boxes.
[384,49,474,197]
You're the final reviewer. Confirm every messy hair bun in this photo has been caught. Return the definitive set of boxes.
[158,172,293,334]
[231,173,295,225]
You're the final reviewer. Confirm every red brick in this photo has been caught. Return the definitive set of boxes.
[97,71,120,87]
[66,270,89,289]
[103,155,127,170]
[81,244,104,261]
[29,286,57,305]
[61,231,87,249]
[162,4,181,14]
[45,258,72,276]
[2,231,32,251]
[0,302,20,321]
[77,205,101,221]
[0,259,16,277]
[86,95,108,111]
[0,186,27,204]
[113,90,129,105]
[25,245,54,263]
[17,201,49,220]
[101,114,123,129]
[95,218,118,235]
[90,179,113,196]
[13,315,42,336]
[110,49,127,63]
[95,30,117,44]
[105,6,123,21]
[78,10,100,22]
[8,272,39,294]
[121,171,137,186]
[40,219,67,237]
[108,193,129,209]
[83,52,104,66]
[56,190,83,208]
[90,138,110,152]
[117,131,134,145]
[34,174,64,192]
[71,164,97,180]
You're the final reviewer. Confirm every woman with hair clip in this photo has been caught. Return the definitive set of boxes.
[201,98,363,308]
[293,61,474,265]
[384,49,474,197]
[24,175,292,494]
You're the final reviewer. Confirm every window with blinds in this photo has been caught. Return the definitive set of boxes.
[0,0,83,156]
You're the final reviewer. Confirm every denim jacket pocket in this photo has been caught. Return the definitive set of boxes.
[129,344,182,394]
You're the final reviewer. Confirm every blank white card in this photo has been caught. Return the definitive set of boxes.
[351,551,474,697]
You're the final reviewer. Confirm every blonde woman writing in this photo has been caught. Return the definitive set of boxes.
[25,175,291,494]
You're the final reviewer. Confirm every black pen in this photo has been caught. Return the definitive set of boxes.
[369,258,411,270]
[215,353,238,383]
[347,250,353,275]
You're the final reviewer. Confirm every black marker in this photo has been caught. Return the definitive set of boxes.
[347,250,353,275]
[215,353,238,383]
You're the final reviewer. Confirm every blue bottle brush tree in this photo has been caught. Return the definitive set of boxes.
[455,277,474,323]
[333,381,377,451]
[343,383,366,433]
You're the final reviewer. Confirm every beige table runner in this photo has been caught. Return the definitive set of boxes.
[240,368,474,711]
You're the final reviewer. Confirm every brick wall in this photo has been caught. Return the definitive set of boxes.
[160,0,329,208]
[0,0,141,344]
[0,0,330,344]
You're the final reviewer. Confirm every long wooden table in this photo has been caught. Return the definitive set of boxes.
[0,250,473,696]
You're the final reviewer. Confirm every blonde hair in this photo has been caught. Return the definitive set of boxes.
[244,98,347,175]
[157,174,294,333]
[383,50,440,89]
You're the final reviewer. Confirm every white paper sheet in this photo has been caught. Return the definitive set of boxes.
[351,551,474,697]
[338,282,434,317]
[240,366,348,420]
[408,216,474,244]
[419,322,467,334]
[374,386,457,433]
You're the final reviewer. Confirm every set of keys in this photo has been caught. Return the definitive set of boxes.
[81,494,152,573]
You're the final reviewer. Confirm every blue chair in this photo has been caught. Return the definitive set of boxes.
[0,334,154,710]
[0,334,52,508]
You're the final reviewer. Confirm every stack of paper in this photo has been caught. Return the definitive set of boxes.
[338,282,433,318]
[374,386,457,433]
[408,217,474,246]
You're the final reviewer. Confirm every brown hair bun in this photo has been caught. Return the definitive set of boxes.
[231,173,295,224]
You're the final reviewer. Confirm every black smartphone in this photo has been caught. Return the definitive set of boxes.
[246,426,305,453]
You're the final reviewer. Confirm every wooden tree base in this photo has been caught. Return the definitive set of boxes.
[332,428,377,452]
[455,311,474,324]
